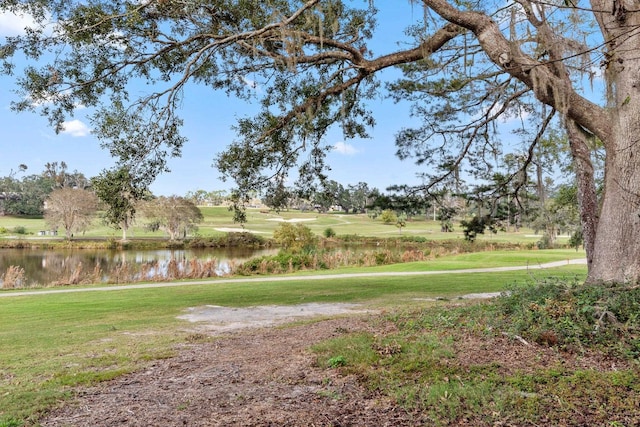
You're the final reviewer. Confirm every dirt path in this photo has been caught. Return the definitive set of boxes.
[0,259,586,298]
[40,316,421,426]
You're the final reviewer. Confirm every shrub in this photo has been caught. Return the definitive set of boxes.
[273,223,317,253]
[234,251,319,275]
[495,279,640,358]
[12,226,27,235]
[186,232,267,248]
[536,233,553,249]
[569,229,584,251]
[380,209,397,224]
[323,227,336,238]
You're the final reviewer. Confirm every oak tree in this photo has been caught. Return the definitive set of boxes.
[2,1,639,283]
[91,167,147,241]
[44,187,98,239]
[139,195,203,240]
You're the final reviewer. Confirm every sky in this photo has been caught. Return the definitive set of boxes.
[0,3,521,197]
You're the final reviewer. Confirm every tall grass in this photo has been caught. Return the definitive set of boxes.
[1,266,25,289]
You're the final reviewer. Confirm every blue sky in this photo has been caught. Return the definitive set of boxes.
[0,3,502,197]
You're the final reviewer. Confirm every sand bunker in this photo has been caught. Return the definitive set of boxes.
[214,227,268,233]
[266,218,317,223]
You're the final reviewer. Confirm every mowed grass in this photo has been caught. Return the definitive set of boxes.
[308,249,587,275]
[0,252,586,425]
[0,206,565,243]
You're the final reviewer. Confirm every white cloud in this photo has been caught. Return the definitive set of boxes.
[333,141,358,155]
[238,75,262,93]
[240,76,256,88]
[0,11,37,36]
[60,119,90,137]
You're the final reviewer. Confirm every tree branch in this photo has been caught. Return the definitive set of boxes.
[422,0,611,144]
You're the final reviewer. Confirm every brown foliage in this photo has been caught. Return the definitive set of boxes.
[1,265,26,289]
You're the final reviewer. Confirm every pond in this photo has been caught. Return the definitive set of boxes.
[0,247,278,288]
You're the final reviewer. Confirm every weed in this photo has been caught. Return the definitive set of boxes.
[495,278,640,358]
[314,297,640,425]
[327,355,347,368]
[185,333,209,343]
[316,389,343,400]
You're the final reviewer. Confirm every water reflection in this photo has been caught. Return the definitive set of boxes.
[0,247,277,287]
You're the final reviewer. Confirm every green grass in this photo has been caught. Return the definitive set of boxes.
[0,207,567,244]
[285,248,586,276]
[0,254,586,424]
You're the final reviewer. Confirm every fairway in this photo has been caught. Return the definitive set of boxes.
[0,206,572,243]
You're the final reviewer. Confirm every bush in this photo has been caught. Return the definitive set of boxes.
[12,226,27,235]
[495,279,640,358]
[234,251,323,275]
[380,209,397,224]
[273,223,317,253]
[569,229,584,251]
[187,232,267,248]
[536,233,553,249]
[323,227,336,238]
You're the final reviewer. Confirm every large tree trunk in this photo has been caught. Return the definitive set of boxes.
[588,89,640,282]
[586,0,640,283]
[589,138,640,283]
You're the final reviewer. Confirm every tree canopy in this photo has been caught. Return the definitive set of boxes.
[2,1,640,283]
[44,187,98,239]
[91,167,147,241]
[139,195,203,240]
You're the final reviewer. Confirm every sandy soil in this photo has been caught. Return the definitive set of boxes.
[176,303,372,333]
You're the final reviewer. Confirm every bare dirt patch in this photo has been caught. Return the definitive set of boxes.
[39,303,637,427]
[41,314,418,427]
[177,303,372,333]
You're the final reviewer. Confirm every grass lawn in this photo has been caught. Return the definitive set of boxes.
[0,207,566,244]
[313,249,587,274]
[0,252,586,425]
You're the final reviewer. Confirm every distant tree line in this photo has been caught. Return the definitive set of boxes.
[0,162,203,241]
[1,156,581,246]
